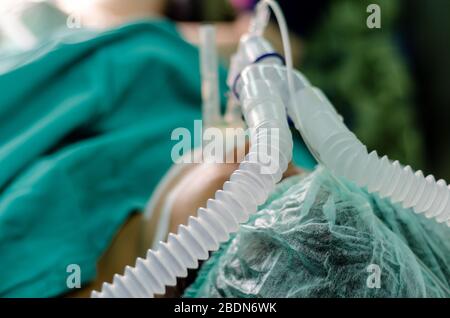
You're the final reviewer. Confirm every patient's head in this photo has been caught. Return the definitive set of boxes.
[183,169,450,298]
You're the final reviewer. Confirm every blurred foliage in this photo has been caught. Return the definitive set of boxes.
[401,0,450,180]
[302,0,424,168]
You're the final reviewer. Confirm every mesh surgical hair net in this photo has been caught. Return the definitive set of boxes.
[185,168,450,297]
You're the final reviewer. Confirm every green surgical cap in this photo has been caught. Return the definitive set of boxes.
[185,168,450,297]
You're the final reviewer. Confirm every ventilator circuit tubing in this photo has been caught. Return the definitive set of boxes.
[91,81,293,298]
[294,84,450,226]
[238,61,450,226]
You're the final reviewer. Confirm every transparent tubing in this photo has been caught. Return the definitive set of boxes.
[260,0,299,129]
[199,25,221,128]
[91,81,293,298]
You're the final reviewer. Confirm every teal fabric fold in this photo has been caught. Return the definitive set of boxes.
[0,20,219,297]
